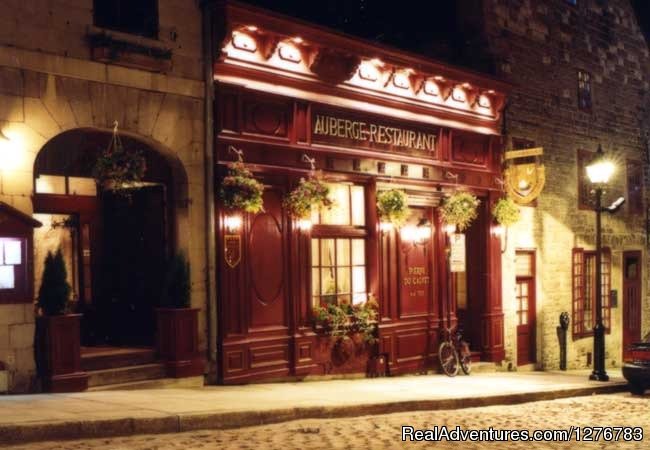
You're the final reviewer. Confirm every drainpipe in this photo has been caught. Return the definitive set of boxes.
[200,0,218,382]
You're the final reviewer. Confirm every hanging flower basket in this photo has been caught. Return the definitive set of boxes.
[376,189,409,229]
[93,123,146,191]
[492,196,521,227]
[283,176,332,219]
[219,162,265,214]
[440,192,480,231]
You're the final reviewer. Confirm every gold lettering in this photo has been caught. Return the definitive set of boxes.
[328,117,337,137]
[314,115,324,135]
[345,120,353,139]
[369,124,378,142]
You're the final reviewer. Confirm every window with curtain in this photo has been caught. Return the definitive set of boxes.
[310,183,367,307]
[572,247,611,338]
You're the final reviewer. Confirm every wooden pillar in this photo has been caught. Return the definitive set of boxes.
[481,191,505,362]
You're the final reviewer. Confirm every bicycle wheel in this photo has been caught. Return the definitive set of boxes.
[459,345,472,375]
[438,341,459,377]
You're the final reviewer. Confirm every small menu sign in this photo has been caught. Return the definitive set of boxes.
[450,234,466,273]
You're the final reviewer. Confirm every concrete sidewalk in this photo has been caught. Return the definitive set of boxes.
[0,370,628,444]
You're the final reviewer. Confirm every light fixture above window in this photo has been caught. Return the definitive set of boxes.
[232,31,257,53]
[423,79,440,96]
[278,42,302,63]
[452,85,467,102]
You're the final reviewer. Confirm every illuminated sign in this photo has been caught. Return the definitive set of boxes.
[312,112,437,154]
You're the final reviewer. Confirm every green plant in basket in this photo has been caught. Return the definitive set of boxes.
[284,176,333,219]
[377,189,409,229]
[219,162,264,213]
[492,196,521,227]
[440,192,480,231]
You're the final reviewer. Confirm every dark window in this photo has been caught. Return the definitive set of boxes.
[577,149,593,209]
[627,160,644,214]
[567,0,577,5]
[578,70,592,111]
[94,0,159,38]
[572,247,611,339]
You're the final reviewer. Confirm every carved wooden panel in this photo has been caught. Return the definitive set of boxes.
[249,344,289,369]
[398,208,433,318]
[248,188,286,329]
[451,131,489,166]
[395,331,428,362]
[242,97,290,138]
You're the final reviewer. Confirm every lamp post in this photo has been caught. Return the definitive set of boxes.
[585,144,615,382]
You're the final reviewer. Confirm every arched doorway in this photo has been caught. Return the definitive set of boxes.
[33,128,179,348]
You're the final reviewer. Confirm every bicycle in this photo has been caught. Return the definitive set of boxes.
[438,327,472,377]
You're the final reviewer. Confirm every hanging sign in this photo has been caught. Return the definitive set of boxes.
[224,234,241,268]
[449,233,466,273]
[504,146,545,204]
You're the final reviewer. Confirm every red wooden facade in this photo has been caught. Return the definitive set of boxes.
[213,1,510,384]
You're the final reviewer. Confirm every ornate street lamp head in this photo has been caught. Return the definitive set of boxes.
[586,144,615,185]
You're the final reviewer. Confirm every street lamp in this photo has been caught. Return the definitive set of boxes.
[585,144,617,382]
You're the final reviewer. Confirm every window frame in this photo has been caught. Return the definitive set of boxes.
[626,159,644,215]
[309,182,369,309]
[93,0,160,39]
[577,69,593,112]
[0,236,30,304]
[572,247,612,339]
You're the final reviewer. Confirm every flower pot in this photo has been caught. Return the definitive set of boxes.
[156,308,204,378]
[35,314,88,392]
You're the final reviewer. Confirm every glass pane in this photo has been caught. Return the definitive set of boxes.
[322,268,336,299]
[0,266,14,289]
[352,266,366,293]
[311,268,320,297]
[515,252,532,277]
[336,239,350,266]
[0,242,3,265]
[521,283,528,296]
[351,186,365,226]
[311,239,319,266]
[521,314,527,325]
[522,298,528,311]
[352,239,365,266]
[68,177,97,196]
[352,292,367,304]
[35,175,66,194]
[337,267,350,294]
[321,239,335,267]
[322,184,350,225]
[4,240,21,265]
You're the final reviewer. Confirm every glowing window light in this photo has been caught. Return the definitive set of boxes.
[0,266,14,289]
[292,36,304,44]
[478,94,491,109]
[232,31,257,53]
[278,42,302,63]
[423,80,440,96]
[451,86,467,102]
[246,25,258,32]
[2,240,21,265]
[379,222,394,233]
[297,218,313,231]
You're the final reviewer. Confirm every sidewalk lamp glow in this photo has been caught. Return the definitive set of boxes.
[586,145,615,184]
[585,144,620,383]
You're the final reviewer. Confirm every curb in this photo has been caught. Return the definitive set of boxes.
[0,382,628,444]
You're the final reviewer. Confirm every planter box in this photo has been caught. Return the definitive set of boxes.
[313,332,378,376]
[156,308,204,378]
[35,314,88,392]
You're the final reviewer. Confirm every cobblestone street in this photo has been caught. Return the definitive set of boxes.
[6,392,649,450]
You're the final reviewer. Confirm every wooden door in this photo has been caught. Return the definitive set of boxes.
[623,251,642,359]
[515,250,536,365]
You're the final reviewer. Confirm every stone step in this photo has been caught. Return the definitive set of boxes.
[87,375,204,391]
[470,362,498,373]
[81,347,157,371]
[87,363,166,388]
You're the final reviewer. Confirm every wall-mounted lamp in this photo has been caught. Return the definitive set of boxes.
[379,222,394,233]
[443,223,457,235]
[224,214,242,233]
[297,218,313,231]
[491,224,507,253]
[401,218,432,244]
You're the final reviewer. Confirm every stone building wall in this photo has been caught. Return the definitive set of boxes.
[0,0,207,392]
[462,0,650,369]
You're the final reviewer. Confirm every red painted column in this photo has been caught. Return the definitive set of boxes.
[481,191,505,362]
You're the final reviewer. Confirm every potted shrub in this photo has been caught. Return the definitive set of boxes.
[156,252,203,378]
[35,248,88,392]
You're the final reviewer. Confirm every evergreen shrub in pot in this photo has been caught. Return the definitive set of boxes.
[156,252,203,378]
[35,249,88,392]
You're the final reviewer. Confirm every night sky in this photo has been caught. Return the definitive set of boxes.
[245,0,650,68]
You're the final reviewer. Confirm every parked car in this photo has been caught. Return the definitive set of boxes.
[623,333,650,395]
